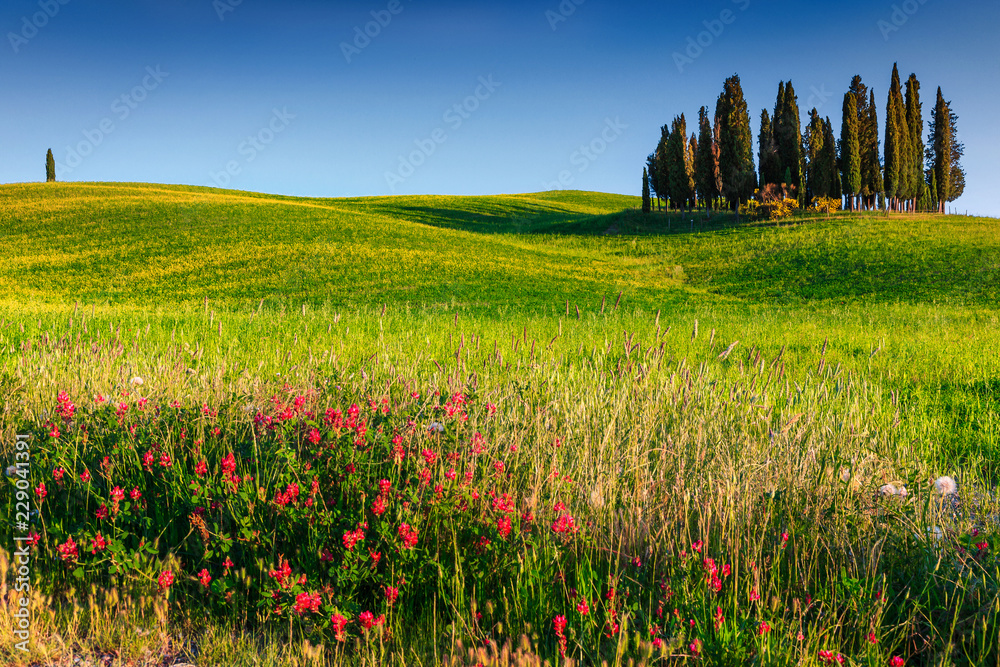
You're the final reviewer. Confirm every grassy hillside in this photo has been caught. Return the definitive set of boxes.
[3,182,999,311]
[1,183,999,666]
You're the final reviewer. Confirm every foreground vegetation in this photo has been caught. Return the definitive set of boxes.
[0,184,998,665]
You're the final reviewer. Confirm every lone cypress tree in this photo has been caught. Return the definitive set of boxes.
[688,133,699,210]
[642,167,651,213]
[716,74,756,216]
[929,87,952,213]
[840,92,861,211]
[46,149,56,182]
[695,106,718,211]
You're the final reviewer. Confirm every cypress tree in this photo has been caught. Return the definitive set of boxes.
[947,105,966,204]
[840,93,861,211]
[667,114,693,212]
[884,64,905,212]
[688,133,698,210]
[805,109,825,203]
[905,73,924,213]
[758,109,781,187]
[642,167,651,213]
[716,74,756,216]
[823,117,840,200]
[46,149,56,182]
[929,87,951,213]
[646,153,660,211]
[695,106,719,211]
[926,168,938,213]
[654,125,672,211]
[774,81,803,202]
[863,90,883,210]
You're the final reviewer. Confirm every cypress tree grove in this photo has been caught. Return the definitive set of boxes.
[929,87,951,213]
[840,92,861,211]
[46,148,56,182]
[716,74,755,217]
[905,73,924,213]
[642,167,651,213]
[695,106,719,211]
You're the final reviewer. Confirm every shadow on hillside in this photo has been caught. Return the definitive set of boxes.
[388,203,787,237]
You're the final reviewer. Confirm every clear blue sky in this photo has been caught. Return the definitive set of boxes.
[2,0,997,216]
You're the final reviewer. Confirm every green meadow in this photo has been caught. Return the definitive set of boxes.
[0,182,998,666]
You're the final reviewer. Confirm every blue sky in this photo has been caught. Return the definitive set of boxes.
[2,0,997,216]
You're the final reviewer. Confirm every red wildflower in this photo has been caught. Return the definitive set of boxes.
[199,569,212,587]
[758,621,771,635]
[195,460,208,477]
[385,586,399,605]
[890,658,905,667]
[158,570,174,591]
[57,536,78,563]
[497,515,512,539]
[34,482,47,501]
[80,469,92,483]
[398,524,418,549]
[90,533,107,554]
[331,613,349,641]
[294,592,322,615]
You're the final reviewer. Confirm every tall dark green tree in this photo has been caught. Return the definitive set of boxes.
[928,87,952,213]
[823,117,841,200]
[716,74,756,216]
[884,63,911,212]
[46,149,56,182]
[645,153,660,211]
[688,133,699,209]
[861,90,883,210]
[642,167,651,213]
[773,81,803,202]
[654,125,672,211]
[758,109,781,187]
[840,92,861,211]
[947,105,966,205]
[805,110,835,202]
[695,106,719,211]
[667,114,693,211]
[905,73,924,213]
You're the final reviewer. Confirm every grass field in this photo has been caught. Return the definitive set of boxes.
[0,182,998,666]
